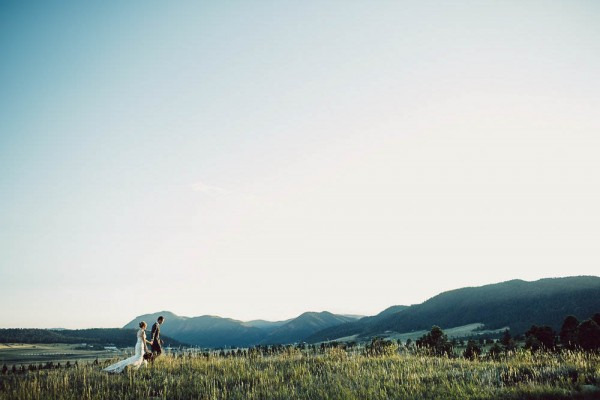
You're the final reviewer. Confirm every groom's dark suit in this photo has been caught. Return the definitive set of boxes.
[151,322,162,356]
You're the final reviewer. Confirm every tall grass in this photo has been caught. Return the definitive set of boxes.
[1,349,599,399]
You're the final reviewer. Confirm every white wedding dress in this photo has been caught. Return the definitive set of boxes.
[103,329,148,373]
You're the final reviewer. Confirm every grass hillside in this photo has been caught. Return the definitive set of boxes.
[1,349,599,399]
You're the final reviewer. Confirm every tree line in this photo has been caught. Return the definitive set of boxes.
[413,312,600,360]
[525,312,600,352]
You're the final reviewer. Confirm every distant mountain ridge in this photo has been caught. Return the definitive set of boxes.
[120,276,600,348]
[123,311,361,348]
[245,319,291,332]
[6,277,597,348]
[259,312,357,345]
[123,311,265,348]
[304,305,410,343]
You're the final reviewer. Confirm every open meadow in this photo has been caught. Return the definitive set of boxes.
[1,348,599,399]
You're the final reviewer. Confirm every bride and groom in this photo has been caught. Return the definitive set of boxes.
[103,316,165,373]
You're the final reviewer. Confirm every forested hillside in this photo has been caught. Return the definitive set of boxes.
[308,276,600,342]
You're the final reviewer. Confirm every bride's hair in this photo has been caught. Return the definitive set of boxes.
[139,321,146,329]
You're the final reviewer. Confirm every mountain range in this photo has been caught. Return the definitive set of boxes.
[124,276,600,348]
[123,311,358,347]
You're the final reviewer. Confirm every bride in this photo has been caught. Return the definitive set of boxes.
[103,321,153,373]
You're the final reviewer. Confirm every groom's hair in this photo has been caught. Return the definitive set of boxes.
[158,316,164,322]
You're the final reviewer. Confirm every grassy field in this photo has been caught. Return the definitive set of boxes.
[1,348,599,399]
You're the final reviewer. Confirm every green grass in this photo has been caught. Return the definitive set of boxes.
[1,349,599,399]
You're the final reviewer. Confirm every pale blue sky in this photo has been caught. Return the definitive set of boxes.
[1,1,599,328]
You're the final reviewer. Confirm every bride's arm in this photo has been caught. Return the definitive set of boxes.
[143,331,153,347]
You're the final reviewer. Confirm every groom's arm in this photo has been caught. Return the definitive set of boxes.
[151,324,158,343]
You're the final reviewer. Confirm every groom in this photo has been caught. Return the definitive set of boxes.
[150,316,165,358]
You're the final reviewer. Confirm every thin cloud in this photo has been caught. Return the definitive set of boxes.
[189,181,228,196]
[188,181,266,206]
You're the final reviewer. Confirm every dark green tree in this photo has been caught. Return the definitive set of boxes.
[559,315,579,350]
[576,319,600,351]
[500,329,515,351]
[416,326,453,356]
[463,340,482,360]
[525,325,556,352]
[488,343,503,360]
